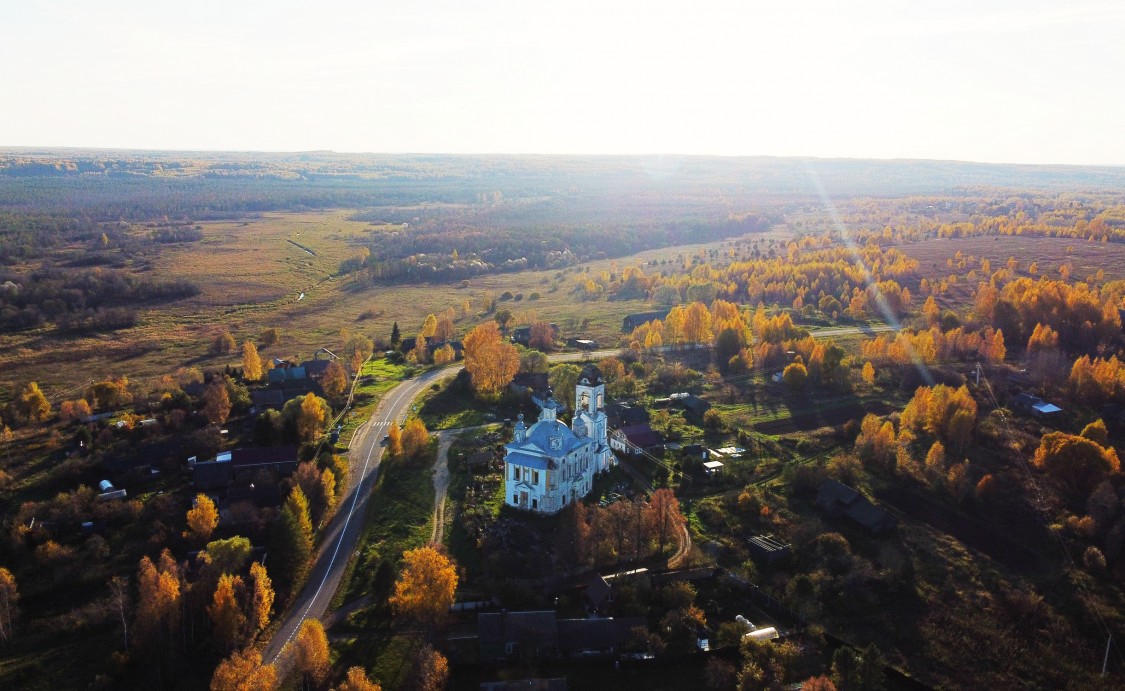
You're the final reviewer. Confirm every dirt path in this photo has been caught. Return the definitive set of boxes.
[430,425,492,545]
[430,431,457,545]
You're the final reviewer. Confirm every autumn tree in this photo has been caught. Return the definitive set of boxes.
[248,562,274,636]
[336,667,382,691]
[410,645,449,691]
[208,573,247,651]
[389,547,458,630]
[646,488,685,555]
[1032,431,1120,502]
[296,393,330,442]
[420,313,438,338]
[924,440,947,478]
[260,327,281,347]
[185,493,220,545]
[0,567,18,644]
[57,398,91,424]
[342,333,374,372]
[401,418,431,460]
[242,341,263,382]
[200,537,253,575]
[386,422,403,457]
[802,676,838,691]
[683,301,714,345]
[462,321,520,400]
[212,330,236,355]
[861,361,876,386]
[295,619,330,686]
[432,344,456,366]
[210,648,277,691]
[434,315,456,342]
[782,361,808,392]
[529,320,555,350]
[135,550,182,645]
[203,380,232,425]
[322,360,349,401]
[14,382,50,423]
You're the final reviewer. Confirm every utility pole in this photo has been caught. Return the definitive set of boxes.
[1104,634,1113,678]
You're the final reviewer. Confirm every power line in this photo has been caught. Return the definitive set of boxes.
[975,363,1125,675]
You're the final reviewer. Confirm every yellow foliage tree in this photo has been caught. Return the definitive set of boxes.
[386,422,403,457]
[297,393,330,442]
[208,573,247,651]
[185,494,219,545]
[861,361,875,386]
[210,648,277,691]
[248,562,274,636]
[420,314,438,338]
[15,382,51,423]
[242,341,262,382]
[389,547,458,630]
[336,667,382,691]
[295,619,330,685]
[462,321,520,400]
[135,550,182,642]
[401,418,431,460]
[433,344,456,366]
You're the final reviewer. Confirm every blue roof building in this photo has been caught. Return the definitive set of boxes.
[504,365,613,514]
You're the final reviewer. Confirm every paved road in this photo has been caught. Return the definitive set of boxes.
[262,364,458,670]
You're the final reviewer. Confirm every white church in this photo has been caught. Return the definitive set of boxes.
[504,364,614,514]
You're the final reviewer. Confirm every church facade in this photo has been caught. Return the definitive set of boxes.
[503,364,614,514]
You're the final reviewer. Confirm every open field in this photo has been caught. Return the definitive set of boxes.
[0,210,789,401]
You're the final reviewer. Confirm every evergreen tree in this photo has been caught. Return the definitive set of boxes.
[390,321,401,347]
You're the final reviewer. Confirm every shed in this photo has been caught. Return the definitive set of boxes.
[703,460,725,477]
[622,310,672,332]
[747,535,792,565]
[683,444,709,460]
[816,480,896,534]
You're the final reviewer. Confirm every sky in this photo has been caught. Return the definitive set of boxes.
[2,0,1124,165]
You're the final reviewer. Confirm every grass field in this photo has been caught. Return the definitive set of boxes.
[0,210,776,403]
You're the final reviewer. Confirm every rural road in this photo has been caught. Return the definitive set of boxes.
[262,364,458,670]
[261,327,893,671]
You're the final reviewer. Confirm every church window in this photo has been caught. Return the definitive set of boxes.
[532,498,538,510]
[550,436,562,451]
[532,470,540,485]
[596,393,604,409]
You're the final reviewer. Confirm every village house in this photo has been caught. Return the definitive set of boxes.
[609,424,665,456]
[503,365,612,514]
[191,446,299,491]
[816,480,896,534]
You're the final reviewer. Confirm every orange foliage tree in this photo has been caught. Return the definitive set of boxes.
[210,648,277,691]
[462,321,520,400]
[1032,431,1120,501]
[389,547,458,630]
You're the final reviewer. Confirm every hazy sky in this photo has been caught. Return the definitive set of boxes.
[3,0,1123,165]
